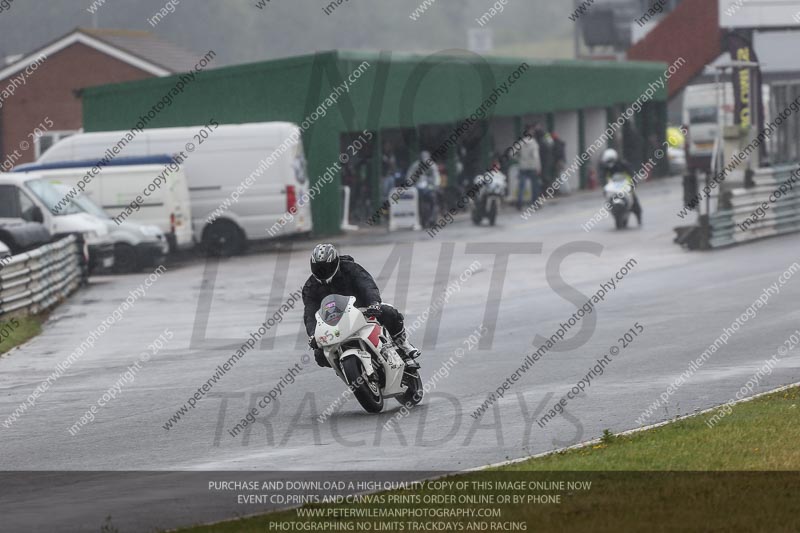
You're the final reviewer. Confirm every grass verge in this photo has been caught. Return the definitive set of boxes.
[0,315,42,356]
[174,385,800,532]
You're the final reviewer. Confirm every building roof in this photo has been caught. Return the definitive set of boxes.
[83,49,668,135]
[80,28,200,73]
[0,27,199,82]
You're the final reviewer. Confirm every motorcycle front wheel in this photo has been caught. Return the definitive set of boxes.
[471,207,483,225]
[342,357,384,413]
[487,198,498,226]
[398,368,423,408]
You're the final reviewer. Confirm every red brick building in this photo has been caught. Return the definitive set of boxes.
[0,28,199,169]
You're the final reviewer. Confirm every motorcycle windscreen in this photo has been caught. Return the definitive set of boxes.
[605,182,628,194]
[319,294,351,326]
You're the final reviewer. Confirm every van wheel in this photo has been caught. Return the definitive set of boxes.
[203,221,244,257]
[112,243,140,274]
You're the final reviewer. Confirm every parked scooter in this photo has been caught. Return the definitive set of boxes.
[314,294,423,413]
[604,172,633,229]
[471,170,506,226]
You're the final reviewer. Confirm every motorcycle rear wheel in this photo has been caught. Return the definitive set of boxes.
[342,356,384,413]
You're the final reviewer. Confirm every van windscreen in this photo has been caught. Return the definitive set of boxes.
[26,179,81,216]
[689,107,717,125]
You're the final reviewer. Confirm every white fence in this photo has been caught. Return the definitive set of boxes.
[0,235,83,319]
[709,164,800,248]
[389,187,421,231]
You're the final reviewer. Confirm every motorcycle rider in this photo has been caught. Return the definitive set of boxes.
[303,243,420,367]
[406,150,441,189]
[601,148,642,226]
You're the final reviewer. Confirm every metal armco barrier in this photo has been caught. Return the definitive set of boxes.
[0,235,83,319]
[708,164,800,248]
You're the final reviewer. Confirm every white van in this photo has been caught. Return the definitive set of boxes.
[15,156,193,252]
[0,173,114,273]
[36,122,312,255]
[683,83,770,173]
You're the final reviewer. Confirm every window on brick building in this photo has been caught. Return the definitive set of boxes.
[35,131,78,159]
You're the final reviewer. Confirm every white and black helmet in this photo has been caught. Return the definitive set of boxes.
[601,148,619,169]
[310,243,340,284]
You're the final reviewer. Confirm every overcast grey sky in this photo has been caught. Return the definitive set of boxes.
[0,0,574,66]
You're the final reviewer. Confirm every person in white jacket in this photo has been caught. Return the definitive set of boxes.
[515,126,541,210]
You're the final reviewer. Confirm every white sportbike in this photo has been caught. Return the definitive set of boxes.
[314,294,423,413]
[604,172,634,229]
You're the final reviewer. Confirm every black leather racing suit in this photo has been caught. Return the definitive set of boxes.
[302,255,405,339]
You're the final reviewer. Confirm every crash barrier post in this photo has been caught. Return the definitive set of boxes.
[0,235,83,319]
[708,164,800,248]
[682,172,698,209]
[340,185,358,232]
[388,187,421,232]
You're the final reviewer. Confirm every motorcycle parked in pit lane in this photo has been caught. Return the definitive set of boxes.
[314,294,423,413]
[604,172,633,230]
[416,180,441,229]
[471,170,506,226]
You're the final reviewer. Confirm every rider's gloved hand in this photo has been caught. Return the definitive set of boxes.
[309,336,329,367]
[314,348,329,367]
[365,303,382,320]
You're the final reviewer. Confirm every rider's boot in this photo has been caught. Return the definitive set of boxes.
[393,330,420,365]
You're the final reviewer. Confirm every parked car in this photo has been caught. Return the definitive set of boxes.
[15,156,193,252]
[33,122,312,255]
[51,184,168,274]
[0,219,51,255]
[0,173,114,273]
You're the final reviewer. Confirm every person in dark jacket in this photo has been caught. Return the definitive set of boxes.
[303,243,420,367]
